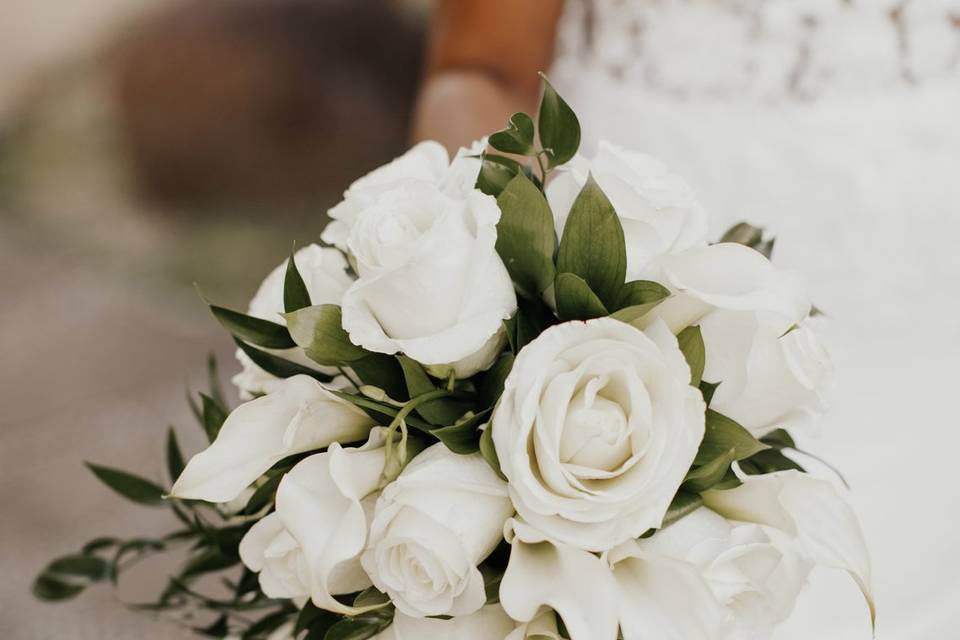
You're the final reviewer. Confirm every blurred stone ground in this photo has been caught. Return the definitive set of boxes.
[0,24,335,640]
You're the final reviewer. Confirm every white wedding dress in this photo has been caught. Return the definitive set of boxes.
[551,1,960,638]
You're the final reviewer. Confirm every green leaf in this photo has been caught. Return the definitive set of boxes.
[47,554,109,580]
[719,222,775,258]
[476,154,521,197]
[85,463,166,506]
[699,380,720,406]
[477,353,514,408]
[396,356,468,425]
[479,424,506,481]
[719,222,764,246]
[349,353,408,402]
[243,610,295,639]
[555,176,626,307]
[538,75,581,168]
[285,304,367,366]
[284,249,312,313]
[296,602,340,637]
[323,613,392,640]
[683,448,736,493]
[760,428,797,450]
[32,573,85,601]
[555,272,609,321]
[179,548,237,580]
[662,491,703,528]
[694,410,768,466]
[495,175,557,296]
[614,280,670,310]
[677,325,706,387]
[430,410,491,454]
[353,587,391,609]
[166,427,185,484]
[489,112,535,155]
[610,301,666,324]
[739,448,805,475]
[209,304,295,349]
[233,337,332,382]
[712,467,743,491]
[240,473,283,516]
[206,353,226,408]
[201,393,228,442]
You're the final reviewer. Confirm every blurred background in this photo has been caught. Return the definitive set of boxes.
[2,0,959,639]
[2,0,427,637]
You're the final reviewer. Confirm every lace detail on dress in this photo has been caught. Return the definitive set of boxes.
[552,0,960,101]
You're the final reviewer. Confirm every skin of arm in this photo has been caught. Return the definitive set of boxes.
[411,0,564,154]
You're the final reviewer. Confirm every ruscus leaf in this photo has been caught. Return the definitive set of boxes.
[85,463,166,506]
[209,304,295,349]
[677,325,706,386]
[538,75,581,167]
[285,304,367,366]
[495,175,557,296]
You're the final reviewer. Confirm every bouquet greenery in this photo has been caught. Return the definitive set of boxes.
[35,77,873,640]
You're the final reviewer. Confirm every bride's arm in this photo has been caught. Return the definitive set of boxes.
[411,0,564,153]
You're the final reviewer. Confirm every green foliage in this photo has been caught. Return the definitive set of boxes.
[285,304,367,366]
[166,427,185,483]
[503,296,557,354]
[489,112,536,155]
[209,304,296,349]
[556,176,627,309]
[200,393,228,442]
[479,423,506,481]
[85,463,166,507]
[538,75,581,168]
[720,221,775,258]
[349,353,408,401]
[477,154,523,197]
[683,448,736,493]
[430,410,492,454]
[495,175,557,297]
[555,272,609,320]
[662,491,703,528]
[233,337,332,382]
[397,356,470,426]
[677,325,706,387]
[284,248,312,313]
[694,410,768,466]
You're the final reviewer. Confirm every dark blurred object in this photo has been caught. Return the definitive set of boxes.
[110,0,424,206]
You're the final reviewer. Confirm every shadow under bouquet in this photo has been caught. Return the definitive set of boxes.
[35,77,874,640]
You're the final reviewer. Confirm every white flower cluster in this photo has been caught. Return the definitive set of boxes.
[171,139,871,640]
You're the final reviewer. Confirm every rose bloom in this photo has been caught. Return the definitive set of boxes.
[338,173,516,377]
[547,141,708,281]
[233,244,353,398]
[645,242,832,436]
[361,444,513,618]
[638,507,811,639]
[238,428,403,614]
[491,317,705,552]
[321,140,481,252]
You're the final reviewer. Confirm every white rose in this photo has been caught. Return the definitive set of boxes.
[491,317,705,552]
[372,604,516,640]
[233,244,354,399]
[322,140,482,251]
[505,608,562,640]
[340,179,516,378]
[239,428,401,614]
[361,444,513,618]
[170,375,374,502]
[546,141,708,281]
[704,470,875,626]
[643,243,828,435]
[638,507,811,639]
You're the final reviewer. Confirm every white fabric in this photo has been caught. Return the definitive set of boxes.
[552,1,960,637]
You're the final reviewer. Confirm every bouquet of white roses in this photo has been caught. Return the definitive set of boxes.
[34,77,874,640]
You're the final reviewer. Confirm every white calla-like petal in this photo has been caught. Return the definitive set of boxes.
[657,243,811,326]
[500,520,619,640]
[372,604,516,640]
[170,375,374,502]
[606,540,727,640]
[703,470,875,627]
[505,608,563,640]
